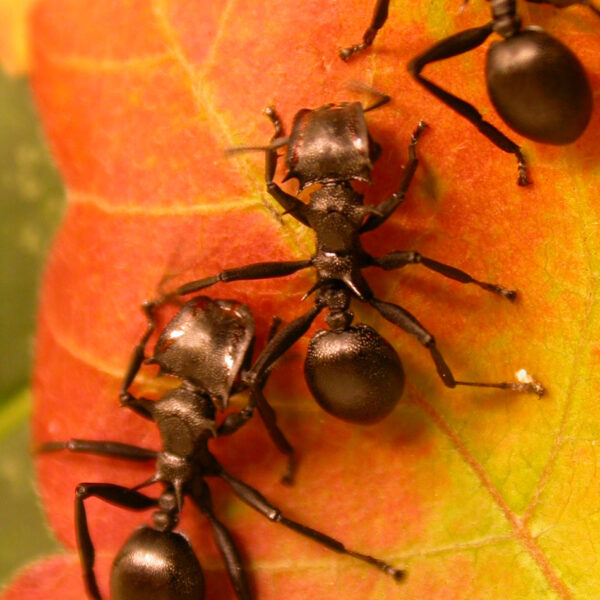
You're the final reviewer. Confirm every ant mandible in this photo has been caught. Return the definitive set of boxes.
[160,90,543,472]
[40,296,404,600]
[340,0,597,185]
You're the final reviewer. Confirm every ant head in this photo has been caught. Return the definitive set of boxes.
[284,102,380,191]
[150,297,255,410]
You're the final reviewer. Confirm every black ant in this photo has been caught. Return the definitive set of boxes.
[158,91,544,476]
[340,0,598,185]
[40,296,404,600]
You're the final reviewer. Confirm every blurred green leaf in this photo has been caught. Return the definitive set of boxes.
[0,390,61,585]
[0,67,64,584]
[0,68,64,399]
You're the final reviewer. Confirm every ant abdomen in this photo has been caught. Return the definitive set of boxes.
[111,526,204,600]
[305,324,405,424]
[486,28,593,144]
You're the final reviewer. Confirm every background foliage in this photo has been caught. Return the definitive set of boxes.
[0,66,63,584]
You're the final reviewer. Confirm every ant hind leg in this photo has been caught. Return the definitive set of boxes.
[218,469,405,582]
[369,297,544,395]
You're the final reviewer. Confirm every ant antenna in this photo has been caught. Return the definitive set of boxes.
[224,136,289,155]
[345,81,391,112]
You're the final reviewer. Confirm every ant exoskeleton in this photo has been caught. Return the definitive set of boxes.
[340,0,597,185]
[159,91,544,467]
[40,296,405,600]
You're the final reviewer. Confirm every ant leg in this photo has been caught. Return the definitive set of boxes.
[119,304,165,421]
[175,259,312,296]
[252,385,296,485]
[245,303,324,385]
[75,483,158,600]
[241,305,324,480]
[218,407,255,437]
[345,82,391,112]
[362,88,391,112]
[264,106,284,184]
[192,480,253,600]
[361,121,428,233]
[223,315,296,481]
[119,392,156,421]
[252,314,295,484]
[339,0,391,60]
[372,251,517,300]
[120,299,160,402]
[266,315,283,340]
[369,297,545,395]
[218,469,405,581]
[408,23,530,186]
[263,107,310,226]
[229,317,284,396]
[38,439,157,461]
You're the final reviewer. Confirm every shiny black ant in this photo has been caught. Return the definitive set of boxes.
[40,296,404,600]
[340,0,598,185]
[162,92,543,468]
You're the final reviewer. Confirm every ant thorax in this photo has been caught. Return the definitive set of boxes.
[151,386,218,459]
[306,182,371,254]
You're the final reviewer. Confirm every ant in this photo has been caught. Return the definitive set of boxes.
[40,296,405,600]
[158,90,544,471]
[340,0,598,185]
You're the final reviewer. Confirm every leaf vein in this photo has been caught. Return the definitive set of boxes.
[149,0,311,258]
[415,394,573,599]
[67,188,264,216]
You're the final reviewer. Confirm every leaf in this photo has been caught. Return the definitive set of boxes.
[0,61,64,583]
[0,68,63,399]
[0,390,60,585]
[0,0,37,74]
[4,1,600,599]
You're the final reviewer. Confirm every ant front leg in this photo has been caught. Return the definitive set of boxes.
[175,259,312,296]
[372,251,517,301]
[263,107,310,226]
[218,469,405,581]
[119,389,156,421]
[120,299,161,404]
[75,483,158,600]
[369,297,545,395]
[339,0,391,60]
[407,23,530,186]
[361,121,428,233]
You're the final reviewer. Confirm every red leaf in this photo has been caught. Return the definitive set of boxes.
[5,1,600,599]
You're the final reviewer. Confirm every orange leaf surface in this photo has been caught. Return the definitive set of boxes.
[0,0,37,74]
[5,1,600,599]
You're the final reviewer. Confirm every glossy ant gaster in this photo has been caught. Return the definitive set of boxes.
[40,296,405,600]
